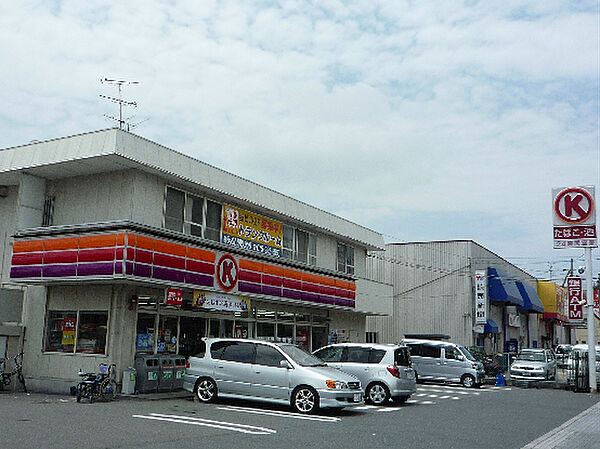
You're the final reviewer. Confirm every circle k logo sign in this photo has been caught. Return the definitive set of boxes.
[554,187,594,224]
[216,254,239,292]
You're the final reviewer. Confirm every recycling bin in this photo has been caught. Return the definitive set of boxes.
[134,355,159,393]
[158,354,175,392]
[122,367,136,395]
[173,357,187,390]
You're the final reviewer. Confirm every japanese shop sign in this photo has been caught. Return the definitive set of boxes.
[474,270,487,325]
[192,290,249,312]
[594,287,599,320]
[553,186,597,249]
[222,204,283,257]
[567,276,585,322]
[165,288,183,306]
[61,317,77,345]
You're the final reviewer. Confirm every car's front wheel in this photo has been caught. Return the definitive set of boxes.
[292,386,319,414]
[461,374,476,388]
[195,378,217,403]
[366,382,390,405]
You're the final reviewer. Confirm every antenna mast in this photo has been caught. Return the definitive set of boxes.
[100,78,140,129]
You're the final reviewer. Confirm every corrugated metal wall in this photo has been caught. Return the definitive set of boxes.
[367,241,543,348]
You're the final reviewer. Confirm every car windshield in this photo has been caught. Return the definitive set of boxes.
[278,344,327,367]
[458,346,476,361]
[517,352,545,362]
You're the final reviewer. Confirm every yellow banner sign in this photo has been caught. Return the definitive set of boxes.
[222,204,283,257]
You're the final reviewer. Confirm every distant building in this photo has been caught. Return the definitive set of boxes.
[366,241,546,353]
[0,128,392,393]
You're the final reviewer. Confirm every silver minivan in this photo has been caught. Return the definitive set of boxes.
[313,343,417,405]
[403,339,484,388]
[183,338,364,414]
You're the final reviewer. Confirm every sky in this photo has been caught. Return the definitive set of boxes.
[1,1,598,283]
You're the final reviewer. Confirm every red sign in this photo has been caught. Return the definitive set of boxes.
[216,254,239,292]
[166,288,183,306]
[554,187,594,224]
[567,277,584,321]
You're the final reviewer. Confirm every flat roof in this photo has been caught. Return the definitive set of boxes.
[0,128,384,250]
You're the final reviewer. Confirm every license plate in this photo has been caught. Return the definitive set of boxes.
[353,393,361,402]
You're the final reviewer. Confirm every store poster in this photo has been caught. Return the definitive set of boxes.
[61,317,76,346]
[193,290,249,312]
[221,204,283,257]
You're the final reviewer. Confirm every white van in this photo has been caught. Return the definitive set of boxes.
[403,339,484,388]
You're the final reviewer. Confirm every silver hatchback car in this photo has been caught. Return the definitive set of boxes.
[510,349,557,381]
[183,338,364,414]
[313,343,417,405]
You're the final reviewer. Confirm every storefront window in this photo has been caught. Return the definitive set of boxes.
[179,317,206,357]
[295,325,310,350]
[257,322,275,340]
[45,311,77,352]
[157,316,178,353]
[234,321,250,338]
[312,327,328,352]
[277,311,295,322]
[136,313,156,353]
[76,312,108,354]
[277,323,294,343]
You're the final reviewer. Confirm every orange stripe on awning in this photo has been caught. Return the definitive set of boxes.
[239,259,263,272]
[45,237,79,251]
[134,235,155,251]
[12,240,44,253]
[262,264,283,276]
[187,247,216,263]
[283,267,303,281]
[154,239,187,257]
[79,234,117,249]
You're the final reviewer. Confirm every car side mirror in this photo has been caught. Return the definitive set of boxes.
[279,360,292,369]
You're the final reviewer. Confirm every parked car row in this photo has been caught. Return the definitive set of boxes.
[183,337,484,414]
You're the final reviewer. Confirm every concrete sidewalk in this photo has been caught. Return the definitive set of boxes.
[522,399,600,449]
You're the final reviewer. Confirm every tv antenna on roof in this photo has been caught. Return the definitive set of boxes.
[100,78,140,130]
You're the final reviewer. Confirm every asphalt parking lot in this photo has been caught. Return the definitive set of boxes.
[2,382,598,449]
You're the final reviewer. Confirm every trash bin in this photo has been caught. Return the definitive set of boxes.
[158,354,175,392]
[173,357,186,391]
[134,355,159,393]
[122,367,136,395]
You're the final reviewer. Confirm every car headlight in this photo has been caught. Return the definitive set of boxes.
[326,380,348,389]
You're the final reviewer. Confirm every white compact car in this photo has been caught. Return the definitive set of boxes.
[313,343,416,405]
[510,349,557,381]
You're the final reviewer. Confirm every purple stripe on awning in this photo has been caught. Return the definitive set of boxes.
[133,264,152,278]
[262,285,282,297]
[10,265,42,278]
[301,291,321,303]
[185,272,214,287]
[114,262,123,274]
[335,298,356,308]
[282,288,302,300]
[319,294,335,305]
[43,264,77,277]
[238,281,262,294]
[77,262,115,276]
[153,266,185,283]
[125,262,134,275]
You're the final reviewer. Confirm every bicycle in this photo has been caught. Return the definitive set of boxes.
[76,363,117,403]
[0,352,27,393]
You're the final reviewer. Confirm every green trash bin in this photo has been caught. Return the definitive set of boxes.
[134,355,159,393]
[158,355,175,392]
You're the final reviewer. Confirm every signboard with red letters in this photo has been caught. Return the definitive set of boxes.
[165,288,183,306]
[567,276,585,322]
[553,186,597,249]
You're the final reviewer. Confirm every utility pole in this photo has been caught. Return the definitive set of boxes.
[584,248,597,392]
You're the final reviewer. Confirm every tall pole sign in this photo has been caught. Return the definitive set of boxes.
[552,185,597,392]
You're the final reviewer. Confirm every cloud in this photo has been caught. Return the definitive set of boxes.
[0,0,597,279]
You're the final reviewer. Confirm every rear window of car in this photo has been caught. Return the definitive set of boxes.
[369,349,386,364]
[346,347,371,363]
[220,342,255,363]
[394,348,411,366]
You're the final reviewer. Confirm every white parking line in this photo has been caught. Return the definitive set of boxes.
[216,405,341,422]
[132,413,277,435]
[418,388,479,395]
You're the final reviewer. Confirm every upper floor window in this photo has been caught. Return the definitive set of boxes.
[283,225,316,265]
[163,186,221,242]
[337,242,354,274]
